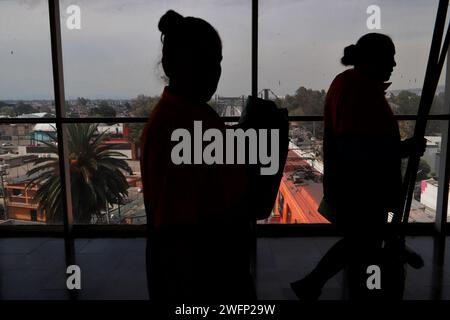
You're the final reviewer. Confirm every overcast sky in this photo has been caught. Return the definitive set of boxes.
[0,0,444,99]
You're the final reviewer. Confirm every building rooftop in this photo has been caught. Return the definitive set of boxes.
[32,123,56,132]
[17,113,55,118]
[279,150,329,224]
[425,136,442,147]
[8,170,48,185]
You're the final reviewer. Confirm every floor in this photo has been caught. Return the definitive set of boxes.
[0,236,448,300]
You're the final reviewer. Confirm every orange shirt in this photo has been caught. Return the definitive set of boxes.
[140,87,249,228]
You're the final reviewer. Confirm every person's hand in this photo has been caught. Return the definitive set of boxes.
[404,137,426,157]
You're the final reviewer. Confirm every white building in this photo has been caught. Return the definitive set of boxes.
[423,136,441,176]
[420,178,450,217]
[97,123,123,135]
[17,112,55,118]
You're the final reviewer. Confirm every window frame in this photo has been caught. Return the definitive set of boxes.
[0,0,449,238]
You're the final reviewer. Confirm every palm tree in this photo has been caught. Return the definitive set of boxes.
[26,123,132,224]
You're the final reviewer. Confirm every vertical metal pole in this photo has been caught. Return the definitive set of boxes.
[251,0,259,294]
[252,0,258,98]
[431,236,445,298]
[395,0,449,225]
[48,0,77,299]
[118,196,121,222]
[0,169,8,220]
[105,199,110,224]
[435,48,450,238]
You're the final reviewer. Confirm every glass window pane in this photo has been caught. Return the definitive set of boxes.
[63,122,145,225]
[0,123,62,225]
[408,120,447,223]
[60,0,251,117]
[257,119,448,224]
[259,121,328,224]
[259,0,441,115]
[0,1,55,117]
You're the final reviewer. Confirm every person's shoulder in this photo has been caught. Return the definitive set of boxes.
[202,103,225,126]
[143,100,164,129]
[332,68,358,85]
[328,69,356,95]
[148,89,189,125]
[140,98,171,142]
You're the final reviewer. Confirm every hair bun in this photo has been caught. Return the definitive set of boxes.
[158,10,184,35]
[341,44,358,66]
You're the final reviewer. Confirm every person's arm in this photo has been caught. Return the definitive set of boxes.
[399,137,427,158]
[233,97,290,220]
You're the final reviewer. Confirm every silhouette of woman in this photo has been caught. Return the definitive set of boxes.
[290,33,425,300]
[140,10,287,301]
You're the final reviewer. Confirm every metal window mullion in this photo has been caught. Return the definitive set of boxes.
[435,50,450,236]
[252,0,258,98]
[250,0,259,290]
[48,0,78,283]
[49,0,73,231]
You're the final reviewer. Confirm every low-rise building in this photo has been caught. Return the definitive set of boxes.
[420,178,450,219]
[269,150,329,224]
[4,172,46,222]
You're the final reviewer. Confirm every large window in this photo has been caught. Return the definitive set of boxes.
[0,0,449,231]
[258,0,450,224]
[259,0,442,113]
[0,0,59,226]
[0,1,54,114]
[59,0,251,117]
[57,0,251,225]
[0,123,62,225]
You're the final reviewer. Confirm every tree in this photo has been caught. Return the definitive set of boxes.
[40,105,53,113]
[0,106,15,117]
[277,86,326,140]
[280,86,326,116]
[401,158,431,182]
[26,124,132,224]
[427,92,446,135]
[16,101,37,115]
[388,90,445,137]
[130,95,159,117]
[127,95,159,144]
[431,91,446,114]
[89,101,116,118]
[77,97,90,106]
[0,102,36,117]
[388,90,420,115]
[417,159,431,181]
